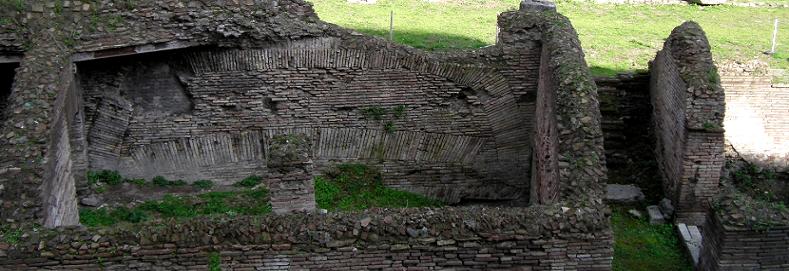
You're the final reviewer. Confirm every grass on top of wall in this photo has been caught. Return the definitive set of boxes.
[79,188,272,227]
[611,207,693,271]
[315,163,444,211]
[308,0,789,77]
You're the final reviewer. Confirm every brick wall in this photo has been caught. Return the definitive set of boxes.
[0,3,613,270]
[649,22,724,224]
[74,39,540,204]
[596,74,653,169]
[698,207,789,271]
[0,206,613,271]
[720,62,789,172]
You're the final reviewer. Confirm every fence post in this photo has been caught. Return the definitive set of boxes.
[389,11,394,41]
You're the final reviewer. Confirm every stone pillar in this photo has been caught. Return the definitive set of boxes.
[266,133,316,214]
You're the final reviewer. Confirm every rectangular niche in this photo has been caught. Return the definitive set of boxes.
[0,61,19,115]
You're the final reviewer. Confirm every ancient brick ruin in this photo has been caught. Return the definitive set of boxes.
[599,22,788,270]
[0,1,615,270]
[0,0,786,270]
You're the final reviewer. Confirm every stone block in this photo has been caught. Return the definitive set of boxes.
[520,0,556,11]
[605,184,645,203]
[647,205,665,224]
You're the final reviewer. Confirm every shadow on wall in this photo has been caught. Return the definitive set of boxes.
[352,28,491,50]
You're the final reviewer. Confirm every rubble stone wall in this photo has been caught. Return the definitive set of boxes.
[0,206,613,271]
[649,22,725,224]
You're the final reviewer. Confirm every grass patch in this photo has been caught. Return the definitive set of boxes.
[209,252,221,271]
[309,0,789,76]
[152,176,187,187]
[234,176,262,188]
[193,180,215,189]
[611,207,693,271]
[87,170,124,186]
[315,163,444,211]
[79,187,272,227]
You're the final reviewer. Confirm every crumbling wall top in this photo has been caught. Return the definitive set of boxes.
[661,21,725,132]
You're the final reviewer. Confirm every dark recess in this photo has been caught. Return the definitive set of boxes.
[0,62,19,115]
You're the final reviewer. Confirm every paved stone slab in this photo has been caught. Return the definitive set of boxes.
[677,223,702,266]
[605,184,645,203]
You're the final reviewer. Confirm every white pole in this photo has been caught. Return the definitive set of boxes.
[771,19,779,54]
[389,11,394,41]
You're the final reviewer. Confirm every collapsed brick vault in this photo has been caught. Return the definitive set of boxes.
[0,1,612,270]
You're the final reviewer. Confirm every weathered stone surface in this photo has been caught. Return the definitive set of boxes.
[0,1,613,270]
[79,196,101,207]
[647,205,665,224]
[659,198,674,217]
[698,205,789,270]
[605,184,645,203]
[650,22,724,225]
[0,206,614,270]
[627,209,642,219]
[520,0,557,11]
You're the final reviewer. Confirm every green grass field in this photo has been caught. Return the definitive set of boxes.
[309,0,789,76]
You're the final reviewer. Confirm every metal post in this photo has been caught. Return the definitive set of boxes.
[389,11,394,41]
[771,19,779,54]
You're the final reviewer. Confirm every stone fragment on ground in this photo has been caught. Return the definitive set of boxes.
[80,195,102,207]
[605,184,645,203]
[659,198,674,217]
[627,209,642,218]
[677,223,703,265]
[647,205,665,224]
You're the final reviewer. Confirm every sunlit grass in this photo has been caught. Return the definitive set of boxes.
[309,0,789,76]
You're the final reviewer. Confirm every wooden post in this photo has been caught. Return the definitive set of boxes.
[770,18,779,54]
[389,11,394,41]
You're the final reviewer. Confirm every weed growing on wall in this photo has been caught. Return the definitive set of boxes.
[234,176,262,188]
[208,252,221,271]
[728,161,787,204]
[79,187,272,227]
[87,170,124,186]
[192,180,214,189]
[315,163,443,211]
[0,226,24,245]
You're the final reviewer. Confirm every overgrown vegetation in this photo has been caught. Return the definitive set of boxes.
[0,225,24,245]
[87,170,196,190]
[315,163,444,211]
[208,252,221,271]
[88,170,124,186]
[611,207,693,271]
[361,105,407,133]
[193,180,215,189]
[728,161,787,204]
[234,176,262,188]
[79,172,271,227]
[309,0,789,78]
